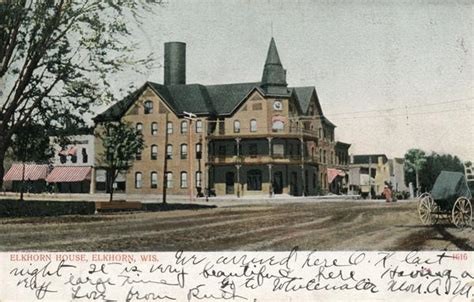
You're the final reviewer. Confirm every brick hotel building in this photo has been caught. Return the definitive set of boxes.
[93,38,350,196]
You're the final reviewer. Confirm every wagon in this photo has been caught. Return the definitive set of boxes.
[418,171,472,228]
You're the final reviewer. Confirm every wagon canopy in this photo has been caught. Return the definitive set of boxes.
[431,171,472,201]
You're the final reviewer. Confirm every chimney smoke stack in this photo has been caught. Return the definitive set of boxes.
[164,42,186,85]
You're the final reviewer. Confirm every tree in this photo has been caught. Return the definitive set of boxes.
[0,0,159,188]
[406,151,464,193]
[404,148,426,196]
[9,122,53,200]
[98,121,144,202]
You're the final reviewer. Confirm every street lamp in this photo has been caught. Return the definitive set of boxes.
[183,111,197,202]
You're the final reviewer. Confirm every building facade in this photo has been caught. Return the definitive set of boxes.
[94,39,349,196]
[348,154,408,197]
[47,134,95,193]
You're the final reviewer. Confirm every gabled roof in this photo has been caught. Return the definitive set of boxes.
[292,87,314,113]
[94,81,262,122]
[94,81,337,124]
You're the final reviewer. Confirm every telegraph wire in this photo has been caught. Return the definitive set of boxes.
[324,97,473,117]
[334,107,472,121]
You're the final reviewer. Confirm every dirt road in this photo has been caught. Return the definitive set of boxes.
[0,200,472,251]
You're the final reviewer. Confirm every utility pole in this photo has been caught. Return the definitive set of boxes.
[184,111,197,202]
[368,156,372,199]
[162,112,169,204]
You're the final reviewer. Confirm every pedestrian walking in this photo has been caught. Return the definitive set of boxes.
[383,182,393,203]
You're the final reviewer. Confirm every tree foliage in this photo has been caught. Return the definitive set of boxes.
[405,149,464,192]
[98,121,144,201]
[10,122,53,163]
[0,0,159,186]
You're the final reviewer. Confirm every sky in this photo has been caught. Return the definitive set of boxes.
[103,0,473,160]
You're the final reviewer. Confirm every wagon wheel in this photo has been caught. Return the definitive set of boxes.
[418,195,439,225]
[452,197,472,228]
[419,192,431,200]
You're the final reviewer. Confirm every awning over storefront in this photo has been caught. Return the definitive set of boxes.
[327,168,346,184]
[46,166,91,183]
[3,164,49,181]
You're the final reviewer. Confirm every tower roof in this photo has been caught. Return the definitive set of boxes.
[261,38,287,93]
[264,37,282,66]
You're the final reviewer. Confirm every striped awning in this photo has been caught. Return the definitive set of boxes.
[327,168,346,184]
[3,164,49,181]
[46,166,91,183]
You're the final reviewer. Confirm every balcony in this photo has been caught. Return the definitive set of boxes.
[207,154,318,165]
[206,125,319,140]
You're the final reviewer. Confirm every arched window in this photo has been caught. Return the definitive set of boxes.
[144,100,153,114]
[195,143,202,159]
[247,169,262,191]
[233,120,241,133]
[167,121,173,134]
[135,172,142,189]
[180,144,188,159]
[250,119,257,132]
[136,123,143,133]
[166,144,173,159]
[181,120,188,134]
[272,120,284,131]
[319,148,322,163]
[151,122,158,136]
[166,172,173,188]
[196,171,202,188]
[136,149,142,160]
[180,172,188,188]
[195,120,203,133]
[150,172,158,188]
[151,145,158,160]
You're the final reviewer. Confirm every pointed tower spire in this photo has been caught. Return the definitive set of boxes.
[261,38,287,94]
[265,38,282,65]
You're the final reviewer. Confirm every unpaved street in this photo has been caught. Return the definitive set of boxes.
[0,200,472,251]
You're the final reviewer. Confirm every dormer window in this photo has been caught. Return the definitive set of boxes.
[144,101,153,114]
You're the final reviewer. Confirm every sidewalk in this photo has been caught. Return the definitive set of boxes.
[0,191,415,207]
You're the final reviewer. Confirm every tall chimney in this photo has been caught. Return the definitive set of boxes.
[164,42,186,85]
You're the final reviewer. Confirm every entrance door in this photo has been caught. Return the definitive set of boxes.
[225,172,235,194]
[273,171,283,194]
[290,172,298,196]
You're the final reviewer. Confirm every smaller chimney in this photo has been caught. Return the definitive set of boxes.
[164,42,186,85]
